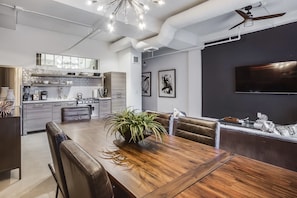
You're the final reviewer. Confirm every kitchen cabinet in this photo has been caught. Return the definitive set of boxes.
[99,99,111,118]
[23,103,53,135]
[62,107,91,122]
[52,101,76,123]
[0,108,21,179]
[91,103,99,118]
[105,72,126,113]
[23,101,77,134]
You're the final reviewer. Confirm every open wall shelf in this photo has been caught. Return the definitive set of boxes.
[31,73,103,79]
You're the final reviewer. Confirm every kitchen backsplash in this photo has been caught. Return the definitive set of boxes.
[22,68,103,100]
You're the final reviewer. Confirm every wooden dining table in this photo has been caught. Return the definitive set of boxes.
[58,119,297,198]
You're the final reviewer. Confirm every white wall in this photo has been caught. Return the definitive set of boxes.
[0,25,142,109]
[0,25,117,71]
[142,49,202,116]
[117,48,142,111]
[188,49,202,117]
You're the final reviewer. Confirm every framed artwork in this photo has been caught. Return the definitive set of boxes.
[142,72,151,96]
[158,69,176,98]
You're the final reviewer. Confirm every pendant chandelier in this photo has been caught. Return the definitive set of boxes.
[86,0,165,32]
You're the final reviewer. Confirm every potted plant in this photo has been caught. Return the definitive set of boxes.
[105,108,168,143]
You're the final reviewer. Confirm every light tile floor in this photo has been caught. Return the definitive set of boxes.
[0,132,56,198]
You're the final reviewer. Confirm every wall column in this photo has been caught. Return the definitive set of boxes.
[117,47,142,111]
[187,49,202,117]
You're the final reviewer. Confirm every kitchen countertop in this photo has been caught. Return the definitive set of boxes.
[98,97,111,100]
[22,97,111,104]
[22,99,77,104]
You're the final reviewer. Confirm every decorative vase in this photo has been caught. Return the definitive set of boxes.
[6,89,15,107]
[123,132,133,143]
[6,89,15,101]
[0,87,9,101]
[122,131,151,143]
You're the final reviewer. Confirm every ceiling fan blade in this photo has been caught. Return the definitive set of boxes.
[235,10,250,19]
[229,20,245,30]
[252,13,286,21]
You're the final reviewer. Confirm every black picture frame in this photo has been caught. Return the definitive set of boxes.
[158,69,176,98]
[142,72,151,96]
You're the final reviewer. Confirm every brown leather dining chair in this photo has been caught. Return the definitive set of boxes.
[146,110,172,132]
[60,140,114,198]
[173,117,219,148]
[46,121,69,198]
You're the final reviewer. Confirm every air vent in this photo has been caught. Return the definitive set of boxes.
[132,56,139,63]
[204,35,241,47]
[143,47,159,52]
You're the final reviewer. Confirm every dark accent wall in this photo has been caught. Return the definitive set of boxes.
[202,22,297,124]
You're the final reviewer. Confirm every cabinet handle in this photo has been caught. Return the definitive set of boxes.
[116,93,122,98]
[33,104,44,108]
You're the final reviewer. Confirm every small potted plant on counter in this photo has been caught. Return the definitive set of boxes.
[105,108,167,143]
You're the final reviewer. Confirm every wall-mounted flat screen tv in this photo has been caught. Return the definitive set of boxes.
[235,61,297,94]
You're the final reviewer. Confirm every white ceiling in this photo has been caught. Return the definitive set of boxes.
[1,0,297,52]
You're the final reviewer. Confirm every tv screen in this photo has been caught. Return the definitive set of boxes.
[235,61,297,94]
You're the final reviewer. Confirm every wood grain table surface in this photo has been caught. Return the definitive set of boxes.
[58,119,297,198]
[175,155,297,197]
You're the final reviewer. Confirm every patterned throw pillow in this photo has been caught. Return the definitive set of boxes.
[275,124,297,137]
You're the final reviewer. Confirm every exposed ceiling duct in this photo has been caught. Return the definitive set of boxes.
[1,0,296,53]
[110,0,261,52]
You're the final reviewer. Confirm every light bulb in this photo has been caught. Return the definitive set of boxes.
[86,0,92,6]
[107,19,115,33]
[109,14,114,20]
[158,0,165,5]
[107,23,114,32]
[97,5,103,11]
[152,0,165,5]
[139,22,146,30]
[143,5,150,11]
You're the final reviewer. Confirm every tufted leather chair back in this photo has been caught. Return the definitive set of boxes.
[60,140,114,198]
[46,121,69,198]
[173,117,218,147]
[146,111,172,132]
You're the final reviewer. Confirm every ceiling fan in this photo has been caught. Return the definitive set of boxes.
[229,5,286,30]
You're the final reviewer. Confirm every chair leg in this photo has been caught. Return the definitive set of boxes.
[55,185,59,198]
[48,163,63,198]
[19,167,21,180]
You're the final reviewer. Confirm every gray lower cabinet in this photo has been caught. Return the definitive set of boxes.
[99,99,111,118]
[23,101,76,135]
[23,99,111,134]
[52,101,76,123]
[23,103,53,135]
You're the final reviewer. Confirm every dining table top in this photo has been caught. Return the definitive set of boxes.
[58,119,297,198]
